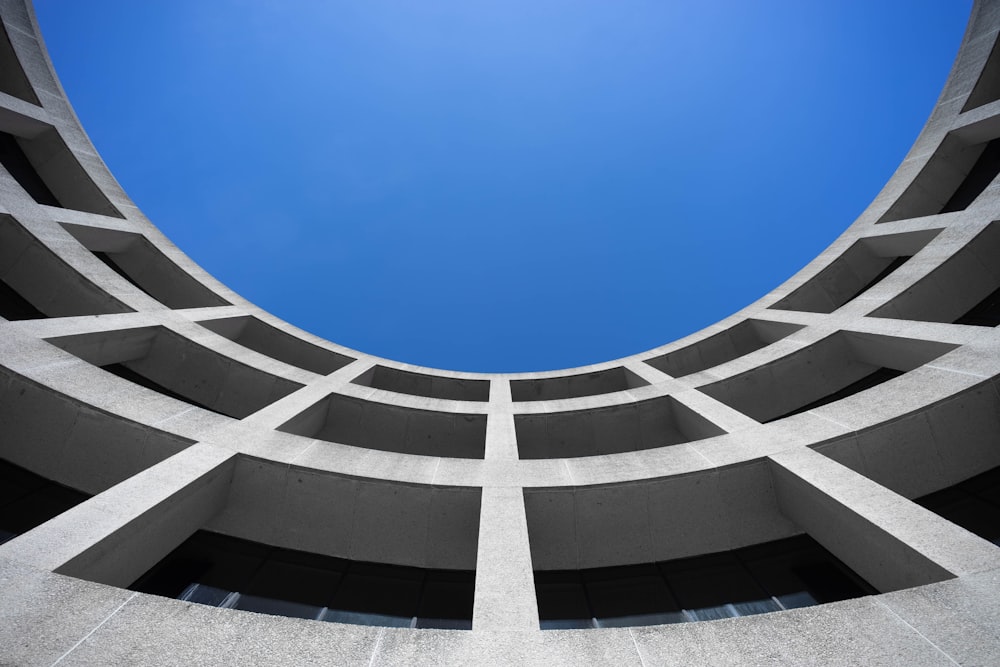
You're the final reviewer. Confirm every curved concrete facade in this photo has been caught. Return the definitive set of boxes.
[2,0,1000,664]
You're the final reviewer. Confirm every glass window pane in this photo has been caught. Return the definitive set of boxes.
[417,571,474,625]
[535,571,590,623]
[321,609,412,627]
[234,595,323,620]
[179,583,233,607]
[331,563,423,618]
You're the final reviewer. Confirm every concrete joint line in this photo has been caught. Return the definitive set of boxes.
[875,599,961,666]
[49,592,138,666]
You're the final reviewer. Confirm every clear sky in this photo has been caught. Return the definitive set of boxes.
[34,1,971,372]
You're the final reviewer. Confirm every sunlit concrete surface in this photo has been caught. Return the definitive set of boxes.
[2,0,1000,663]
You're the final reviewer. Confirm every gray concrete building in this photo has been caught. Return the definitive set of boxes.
[2,0,1000,663]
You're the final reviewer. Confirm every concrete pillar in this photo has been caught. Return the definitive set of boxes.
[473,380,539,631]
[769,446,1000,592]
[0,442,236,588]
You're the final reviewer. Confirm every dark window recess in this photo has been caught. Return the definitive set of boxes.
[92,251,153,298]
[198,316,353,376]
[954,285,1000,327]
[0,458,89,545]
[852,256,910,299]
[535,535,875,630]
[351,365,489,402]
[0,277,45,320]
[869,223,1000,324]
[280,393,488,459]
[916,466,1000,545]
[646,320,803,378]
[941,138,1000,213]
[100,363,224,417]
[514,395,724,460]
[0,23,39,104]
[879,136,1000,224]
[762,367,904,424]
[72,235,228,309]
[510,367,648,402]
[130,531,475,629]
[964,39,1000,112]
[771,229,943,315]
[0,131,58,206]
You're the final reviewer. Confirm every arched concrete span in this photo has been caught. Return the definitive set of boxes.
[1,0,1000,663]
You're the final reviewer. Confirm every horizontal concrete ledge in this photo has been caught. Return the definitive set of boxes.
[1,561,998,665]
[2,0,1000,662]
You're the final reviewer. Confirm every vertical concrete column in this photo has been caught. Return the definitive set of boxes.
[483,378,518,460]
[622,359,675,386]
[473,486,539,631]
[473,379,539,631]
[769,447,1000,592]
[0,442,237,588]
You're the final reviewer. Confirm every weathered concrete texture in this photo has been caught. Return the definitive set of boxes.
[1,0,1000,663]
[473,486,538,631]
[4,565,996,666]
[54,593,381,667]
[879,570,1000,667]
[770,447,1000,591]
[629,597,962,667]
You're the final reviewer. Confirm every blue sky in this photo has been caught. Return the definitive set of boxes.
[35,1,971,372]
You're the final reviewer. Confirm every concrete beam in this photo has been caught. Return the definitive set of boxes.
[0,442,236,587]
[769,446,1000,592]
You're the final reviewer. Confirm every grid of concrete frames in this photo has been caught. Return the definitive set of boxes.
[2,0,1000,664]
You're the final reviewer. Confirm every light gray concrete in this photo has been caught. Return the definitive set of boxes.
[770,447,1000,591]
[472,487,538,631]
[0,0,999,663]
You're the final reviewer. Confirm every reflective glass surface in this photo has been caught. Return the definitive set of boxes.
[130,531,475,630]
[535,534,875,629]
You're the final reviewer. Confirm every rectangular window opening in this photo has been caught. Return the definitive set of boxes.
[871,221,1000,325]
[198,316,353,376]
[0,23,40,104]
[762,367,904,423]
[0,276,45,320]
[915,465,1000,546]
[645,320,803,378]
[0,129,57,204]
[277,393,487,459]
[47,326,302,420]
[0,129,123,218]
[878,134,1000,223]
[941,138,1000,212]
[514,395,724,459]
[534,534,875,630]
[510,367,648,402]
[962,38,1000,112]
[954,285,1000,326]
[697,332,956,424]
[769,230,939,314]
[351,365,489,402]
[130,531,475,630]
[60,224,229,309]
[0,458,89,545]
[99,362,224,416]
[0,215,132,317]
[92,250,151,296]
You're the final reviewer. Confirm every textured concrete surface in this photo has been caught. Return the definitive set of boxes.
[1,0,1000,663]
